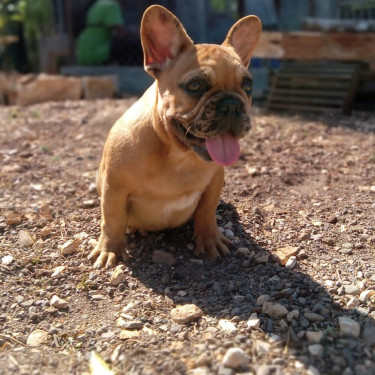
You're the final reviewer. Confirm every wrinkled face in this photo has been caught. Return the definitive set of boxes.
[158,44,253,165]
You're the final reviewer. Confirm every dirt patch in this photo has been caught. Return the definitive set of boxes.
[0,99,374,375]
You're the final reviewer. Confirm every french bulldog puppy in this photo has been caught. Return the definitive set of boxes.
[89,5,261,268]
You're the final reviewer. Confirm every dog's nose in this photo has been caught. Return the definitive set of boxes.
[217,98,243,116]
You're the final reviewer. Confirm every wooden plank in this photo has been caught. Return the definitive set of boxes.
[271,88,347,98]
[275,78,349,89]
[253,31,375,62]
[267,103,342,112]
[277,72,353,79]
[269,95,344,105]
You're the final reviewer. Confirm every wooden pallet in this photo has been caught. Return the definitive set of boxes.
[266,62,363,114]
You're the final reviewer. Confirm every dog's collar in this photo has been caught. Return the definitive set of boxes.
[170,118,212,162]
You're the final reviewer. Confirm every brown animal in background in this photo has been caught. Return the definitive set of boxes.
[89,5,261,268]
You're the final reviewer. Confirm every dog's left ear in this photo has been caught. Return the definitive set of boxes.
[141,5,194,78]
[223,16,262,67]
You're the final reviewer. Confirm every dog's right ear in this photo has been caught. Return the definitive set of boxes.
[141,5,194,79]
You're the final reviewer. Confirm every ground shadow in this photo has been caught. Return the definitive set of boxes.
[117,200,375,374]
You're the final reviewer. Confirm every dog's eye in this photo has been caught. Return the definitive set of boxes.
[186,80,202,92]
[242,78,253,95]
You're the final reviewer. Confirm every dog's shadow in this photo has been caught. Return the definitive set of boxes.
[121,200,374,371]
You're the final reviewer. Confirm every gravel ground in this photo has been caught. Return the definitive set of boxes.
[0,99,374,375]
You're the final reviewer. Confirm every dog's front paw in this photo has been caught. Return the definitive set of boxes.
[88,236,127,269]
[194,230,232,260]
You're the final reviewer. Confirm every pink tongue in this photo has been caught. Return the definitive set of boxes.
[205,132,240,166]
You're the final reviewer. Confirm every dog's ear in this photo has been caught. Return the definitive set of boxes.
[141,5,194,78]
[222,16,262,67]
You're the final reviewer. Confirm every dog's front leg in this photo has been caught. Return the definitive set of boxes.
[193,168,231,260]
[89,186,128,269]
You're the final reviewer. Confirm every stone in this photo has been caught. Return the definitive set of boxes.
[222,347,249,370]
[247,318,261,329]
[171,304,203,324]
[362,324,375,346]
[82,76,117,99]
[110,266,127,286]
[308,344,324,356]
[256,294,271,306]
[262,302,288,319]
[236,247,252,257]
[1,255,13,265]
[60,239,79,255]
[285,256,297,269]
[359,290,375,302]
[307,366,321,375]
[116,318,143,330]
[304,312,325,322]
[254,251,269,264]
[338,316,361,338]
[218,319,237,332]
[27,329,48,347]
[273,246,299,265]
[306,331,323,344]
[187,368,210,375]
[256,340,271,355]
[346,297,360,309]
[51,266,66,278]
[119,329,140,340]
[18,230,35,247]
[344,285,360,296]
[5,211,22,226]
[50,295,69,309]
[152,250,177,266]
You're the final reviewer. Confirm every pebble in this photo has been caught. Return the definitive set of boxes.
[51,266,66,278]
[306,331,323,343]
[273,246,299,265]
[236,247,252,257]
[91,294,106,301]
[187,368,210,375]
[344,285,360,296]
[116,318,143,330]
[27,329,48,347]
[257,294,271,306]
[152,250,177,266]
[287,310,299,322]
[171,304,203,324]
[346,297,360,309]
[362,324,375,346]
[18,230,35,247]
[1,255,13,265]
[338,316,361,338]
[308,344,323,356]
[246,318,261,329]
[119,329,140,340]
[359,290,375,302]
[256,340,271,355]
[50,295,69,309]
[60,239,79,255]
[110,266,127,286]
[218,319,237,332]
[40,226,52,238]
[307,365,321,375]
[222,347,249,370]
[254,251,269,264]
[262,302,288,319]
[285,256,297,269]
[304,312,325,322]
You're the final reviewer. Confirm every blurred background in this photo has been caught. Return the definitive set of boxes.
[0,0,374,112]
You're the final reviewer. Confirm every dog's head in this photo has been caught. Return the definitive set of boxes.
[141,5,261,166]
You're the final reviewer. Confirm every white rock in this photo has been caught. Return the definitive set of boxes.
[60,239,79,255]
[51,266,66,278]
[50,295,69,309]
[1,255,13,265]
[246,318,261,329]
[256,294,271,306]
[285,256,297,269]
[357,280,367,291]
[346,297,360,309]
[262,302,288,319]
[307,365,321,375]
[308,344,324,356]
[338,316,361,338]
[218,319,237,332]
[110,266,127,286]
[222,347,249,370]
[359,290,375,302]
[27,329,48,347]
[256,340,271,355]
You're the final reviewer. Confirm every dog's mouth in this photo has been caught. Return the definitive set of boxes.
[171,119,241,166]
